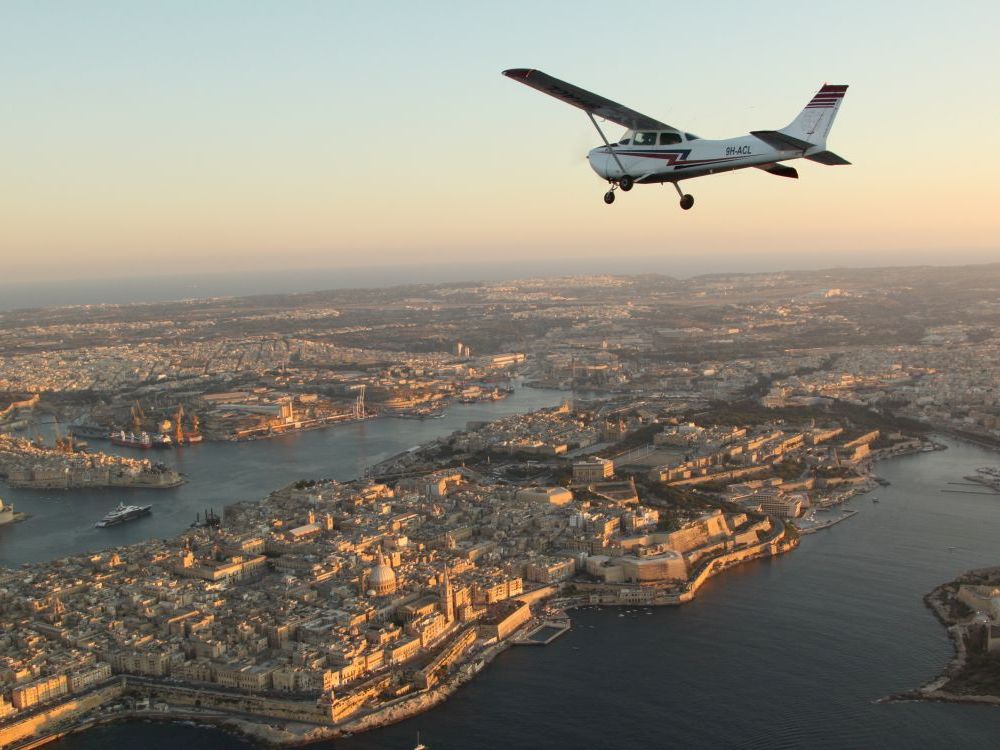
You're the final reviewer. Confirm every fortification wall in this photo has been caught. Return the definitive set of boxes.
[0,683,122,749]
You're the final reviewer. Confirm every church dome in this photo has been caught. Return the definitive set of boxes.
[369,553,397,595]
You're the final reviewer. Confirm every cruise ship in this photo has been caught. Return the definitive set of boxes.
[95,502,152,528]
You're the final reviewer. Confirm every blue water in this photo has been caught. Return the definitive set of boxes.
[47,438,1000,749]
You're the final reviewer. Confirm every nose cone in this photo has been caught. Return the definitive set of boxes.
[587,147,611,179]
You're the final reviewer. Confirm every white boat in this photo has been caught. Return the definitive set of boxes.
[95,502,152,527]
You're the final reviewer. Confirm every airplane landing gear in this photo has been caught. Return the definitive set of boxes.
[673,182,694,210]
[619,175,634,192]
[604,190,616,204]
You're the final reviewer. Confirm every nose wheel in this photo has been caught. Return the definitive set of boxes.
[603,175,634,205]
[673,182,694,210]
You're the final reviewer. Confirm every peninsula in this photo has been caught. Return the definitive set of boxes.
[0,434,183,490]
[0,395,925,748]
[895,567,1000,707]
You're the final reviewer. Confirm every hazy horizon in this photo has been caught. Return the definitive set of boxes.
[3,253,999,313]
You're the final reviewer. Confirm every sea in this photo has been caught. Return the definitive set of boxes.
[32,436,1000,749]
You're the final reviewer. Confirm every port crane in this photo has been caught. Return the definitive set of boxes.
[174,405,186,444]
[131,400,146,432]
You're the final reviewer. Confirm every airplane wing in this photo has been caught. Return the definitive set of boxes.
[503,68,673,131]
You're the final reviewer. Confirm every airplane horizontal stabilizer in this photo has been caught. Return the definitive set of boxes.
[750,130,814,152]
[755,163,799,179]
[805,150,851,166]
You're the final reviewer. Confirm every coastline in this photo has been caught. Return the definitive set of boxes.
[4,474,185,490]
[1,523,799,749]
[881,435,1000,710]
[885,571,1000,709]
[0,431,955,747]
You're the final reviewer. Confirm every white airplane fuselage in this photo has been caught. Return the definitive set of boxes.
[503,68,849,208]
[587,134,820,184]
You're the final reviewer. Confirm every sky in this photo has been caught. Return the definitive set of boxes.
[2,0,999,285]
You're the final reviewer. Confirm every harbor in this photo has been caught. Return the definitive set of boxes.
[0,387,566,567]
[0,434,996,750]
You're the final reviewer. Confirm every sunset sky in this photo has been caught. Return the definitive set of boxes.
[3,1,998,283]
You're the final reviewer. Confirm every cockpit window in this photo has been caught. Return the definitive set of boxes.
[659,132,682,145]
[618,138,631,145]
[685,133,700,141]
[634,132,657,146]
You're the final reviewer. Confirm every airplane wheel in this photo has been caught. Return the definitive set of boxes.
[679,194,694,210]
[619,176,634,192]
[604,191,616,205]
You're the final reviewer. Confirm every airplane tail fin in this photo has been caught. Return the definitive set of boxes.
[779,84,848,148]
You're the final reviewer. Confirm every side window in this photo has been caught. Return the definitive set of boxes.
[618,138,631,145]
[659,132,682,145]
[685,133,699,141]
[634,132,657,146]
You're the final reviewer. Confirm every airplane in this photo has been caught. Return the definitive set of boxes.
[502,68,849,209]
